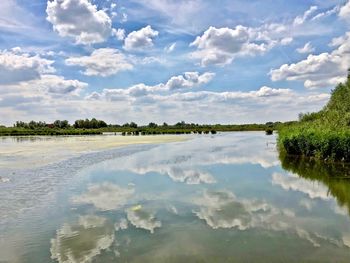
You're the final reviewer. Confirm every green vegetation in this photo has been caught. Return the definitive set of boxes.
[0,119,280,136]
[278,70,350,162]
[0,127,102,136]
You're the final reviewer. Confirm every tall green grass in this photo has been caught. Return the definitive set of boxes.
[278,72,350,162]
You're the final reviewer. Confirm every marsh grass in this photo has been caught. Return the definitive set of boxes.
[278,71,350,162]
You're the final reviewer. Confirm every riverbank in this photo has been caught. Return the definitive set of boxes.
[278,72,350,162]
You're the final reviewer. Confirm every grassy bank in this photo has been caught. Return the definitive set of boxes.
[278,72,350,162]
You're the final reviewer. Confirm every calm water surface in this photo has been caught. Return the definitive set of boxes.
[1,132,350,262]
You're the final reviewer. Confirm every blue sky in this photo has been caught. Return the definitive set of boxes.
[0,0,349,125]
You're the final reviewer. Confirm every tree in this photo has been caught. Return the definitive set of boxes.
[148,122,158,128]
[53,120,70,128]
[129,122,138,128]
[175,121,186,128]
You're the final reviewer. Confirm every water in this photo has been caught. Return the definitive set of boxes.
[1,132,350,262]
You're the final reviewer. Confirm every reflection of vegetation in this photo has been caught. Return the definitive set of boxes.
[279,152,350,215]
[265,128,273,135]
[278,71,350,162]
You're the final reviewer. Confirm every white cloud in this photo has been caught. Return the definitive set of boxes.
[129,165,216,185]
[293,6,318,26]
[129,0,205,34]
[0,49,54,85]
[123,25,159,51]
[65,48,133,77]
[126,207,161,233]
[46,0,112,44]
[121,12,128,23]
[271,173,331,200]
[281,37,293,46]
[78,215,107,229]
[24,74,88,95]
[86,71,215,100]
[270,32,350,89]
[79,79,333,125]
[192,189,348,248]
[51,215,115,263]
[72,183,134,211]
[110,3,117,10]
[112,28,126,40]
[190,26,274,66]
[114,218,128,231]
[165,72,215,90]
[194,191,254,230]
[189,5,341,67]
[339,1,350,21]
[165,42,176,53]
[296,42,315,54]
[311,5,339,21]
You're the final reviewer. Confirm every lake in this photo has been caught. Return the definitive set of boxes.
[1,132,350,262]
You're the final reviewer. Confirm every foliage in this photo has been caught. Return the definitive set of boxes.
[73,118,107,129]
[1,119,283,137]
[265,128,273,135]
[278,71,350,162]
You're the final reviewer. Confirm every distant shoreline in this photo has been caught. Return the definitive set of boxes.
[0,123,280,136]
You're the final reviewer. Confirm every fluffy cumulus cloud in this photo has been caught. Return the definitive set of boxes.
[0,49,54,84]
[339,1,350,21]
[190,26,279,66]
[80,77,331,125]
[0,49,87,102]
[86,71,215,100]
[112,28,126,40]
[270,32,350,89]
[165,72,215,90]
[21,74,88,95]
[123,25,159,51]
[46,0,112,44]
[65,48,133,76]
[1,3,343,125]
[189,4,346,67]
[88,84,292,103]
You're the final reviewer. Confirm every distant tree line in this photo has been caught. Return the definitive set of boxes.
[1,119,285,136]
[12,120,281,130]
[73,118,107,129]
[14,118,107,129]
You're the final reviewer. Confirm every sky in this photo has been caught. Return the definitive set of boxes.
[0,0,350,125]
